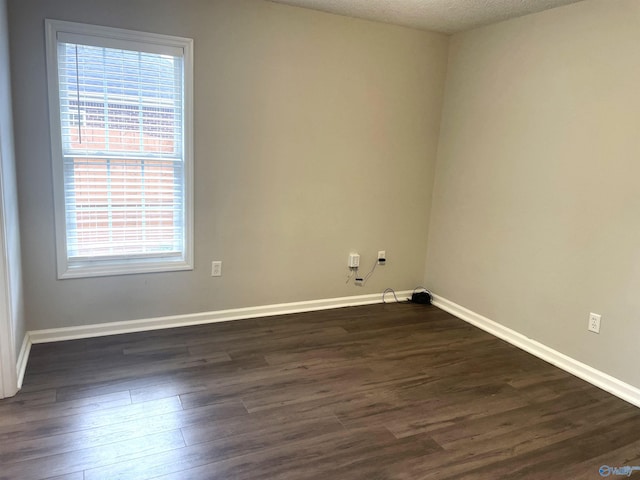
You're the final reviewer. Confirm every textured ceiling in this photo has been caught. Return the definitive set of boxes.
[267,0,586,34]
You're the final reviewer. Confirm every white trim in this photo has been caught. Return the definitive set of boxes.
[16,333,31,389]
[431,294,640,409]
[49,20,193,53]
[23,291,640,410]
[59,258,193,280]
[0,136,17,399]
[27,291,413,344]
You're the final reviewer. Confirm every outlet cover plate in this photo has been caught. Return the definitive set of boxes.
[588,312,601,333]
[211,261,222,277]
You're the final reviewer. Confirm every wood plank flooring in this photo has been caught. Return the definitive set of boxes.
[1,303,639,479]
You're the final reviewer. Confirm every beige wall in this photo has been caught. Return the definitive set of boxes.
[7,0,640,392]
[426,0,640,387]
[0,0,25,362]
[8,0,448,330]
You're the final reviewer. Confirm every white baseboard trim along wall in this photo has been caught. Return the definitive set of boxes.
[16,290,413,386]
[16,290,640,409]
[16,334,31,389]
[431,294,640,409]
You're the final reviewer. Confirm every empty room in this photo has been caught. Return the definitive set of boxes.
[1,0,640,478]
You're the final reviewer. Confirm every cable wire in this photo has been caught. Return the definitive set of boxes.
[382,288,400,303]
[412,286,430,295]
[361,259,378,285]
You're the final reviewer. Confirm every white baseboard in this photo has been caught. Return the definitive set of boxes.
[16,333,31,389]
[431,294,640,409]
[27,291,413,344]
[28,290,636,409]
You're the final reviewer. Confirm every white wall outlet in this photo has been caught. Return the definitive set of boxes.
[377,250,386,264]
[348,253,360,268]
[588,312,601,333]
[211,261,222,277]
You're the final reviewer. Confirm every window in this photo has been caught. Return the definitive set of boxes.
[45,20,193,278]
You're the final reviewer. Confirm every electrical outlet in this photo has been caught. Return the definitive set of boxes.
[348,253,360,268]
[211,261,222,277]
[588,312,601,333]
[377,250,386,264]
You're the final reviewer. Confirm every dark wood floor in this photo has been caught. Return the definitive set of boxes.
[1,303,640,479]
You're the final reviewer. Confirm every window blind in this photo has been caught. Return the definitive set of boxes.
[56,41,185,260]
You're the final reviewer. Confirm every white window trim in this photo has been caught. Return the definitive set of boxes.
[45,19,194,279]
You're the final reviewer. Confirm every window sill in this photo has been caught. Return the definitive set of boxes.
[58,257,193,279]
